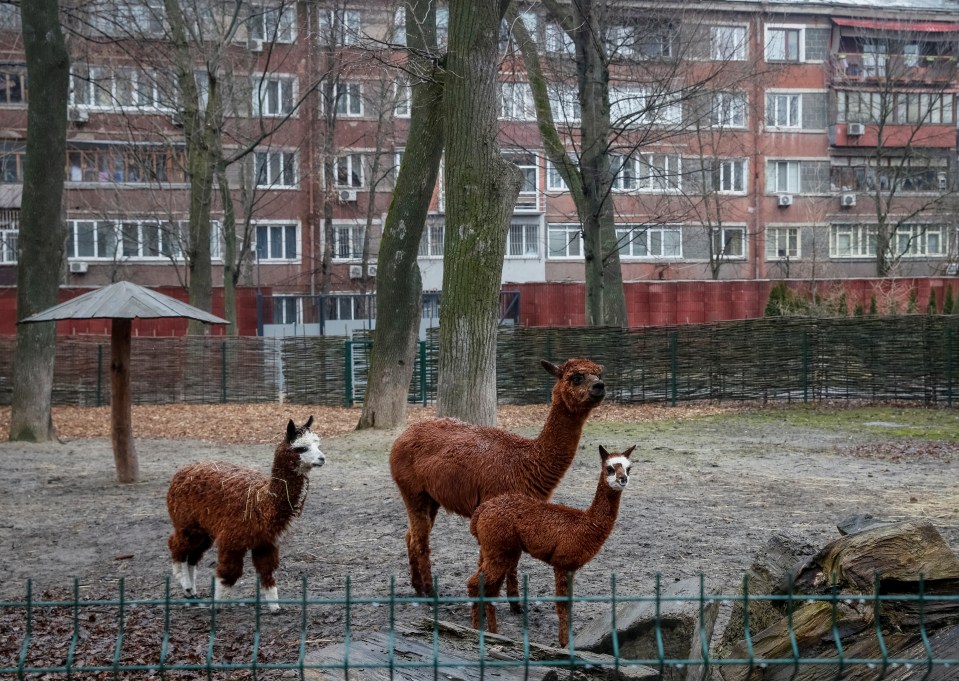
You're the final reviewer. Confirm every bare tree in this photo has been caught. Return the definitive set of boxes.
[9,0,69,442]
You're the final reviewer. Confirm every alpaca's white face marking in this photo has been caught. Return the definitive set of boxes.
[292,430,325,470]
[604,456,631,490]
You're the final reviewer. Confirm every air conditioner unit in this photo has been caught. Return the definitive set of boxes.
[367,264,377,277]
[847,122,865,136]
[170,112,184,127]
[249,38,264,53]
[840,193,857,207]
[348,264,363,279]
[338,188,358,203]
[68,108,89,124]
[948,263,958,276]
[777,194,793,207]
[69,261,88,274]
[939,173,949,191]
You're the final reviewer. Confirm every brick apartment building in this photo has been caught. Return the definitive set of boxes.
[0,0,957,334]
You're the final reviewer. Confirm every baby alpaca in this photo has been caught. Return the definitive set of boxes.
[166,416,324,612]
[467,445,635,647]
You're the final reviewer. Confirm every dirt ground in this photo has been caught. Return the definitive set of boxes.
[1,402,958,677]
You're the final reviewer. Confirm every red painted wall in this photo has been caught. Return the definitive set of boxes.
[0,286,264,336]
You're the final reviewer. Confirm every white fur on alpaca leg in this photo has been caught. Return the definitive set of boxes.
[214,579,234,606]
[172,562,195,597]
[263,586,280,612]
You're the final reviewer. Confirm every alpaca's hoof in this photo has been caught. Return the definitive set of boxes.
[509,602,525,615]
[268,604,282,614]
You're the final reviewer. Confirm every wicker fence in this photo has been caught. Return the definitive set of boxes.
[1,316,958,407]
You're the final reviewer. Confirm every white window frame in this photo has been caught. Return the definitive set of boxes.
[548,83,580,123]
[766,92,801,129]
[253,75,296,117]
[547,223,583,259]
[0,208,17,263]
[830,224,877,258]
[714,159,747,194]
[712,226,746,259]
[765,226,801,260]
[334,81,363,117]
[255,150,298,188]
[546,159,574,192]
[500,81,536,120]
[334,153,364,188]
[768,160,801,194]
[66,219,217,261]
[710,25,747,61]
[272,295,302,325]
[418,221,444,257]
[638,153,682,192]
[249,3,296,43]
[765,25,804,63]
[711,92,747,128]
[545,22,573,54]
[616,224,683,258]
[255,222,299,262]
[607,25,636,58]
[319,9,361,46]
[610,86,646,128]
[506,219,540,258]
[394,79,411,118]
[332,221,366,261]
[894,224,946,257]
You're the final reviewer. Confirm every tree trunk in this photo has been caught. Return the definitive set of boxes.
[573,0,628,328]
[357,1,444,430]
[218,163,238,335]
[110,319,139,483]
[436,0,523,426]
[9,0,69,443]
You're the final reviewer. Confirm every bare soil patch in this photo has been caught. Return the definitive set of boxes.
[1,402,957,678]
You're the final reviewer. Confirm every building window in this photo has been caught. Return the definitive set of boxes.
[500,81,535,120]
[319,9,361,46]
[256,223,297,261]
[334,153,364,188]
[711,92,746,128]
[71,65,175,111]
[712,226,746,258]
[67,219,201,260]
[546,161,569,191]
[894,224,945,257]
[547,223,583,259]
[548,83,580,123]
[0,209,19,263]
[611,154,638,191]
[712,159,747,193]
[610,87,681,128]
[710,25,746,61]
[272,296,301,325]
[0,68,26,104]
[418,221,444,257]
[896,92,953,125]
[253,76,295,116]
[830,224,877,258]
[831,159,950,194]
[394,79,410,118]
[545,22,573,54]
[617,224,682,258]
[248,4,296,43]
[766,227,800,259]
[333,223,365,260]
[66,145,187,184]
[638,153,681,191]
[636,23,675,59]
[323,294,375,321]
[506,219,539,257]
[505,151,539,209]
[333,82,363,117]
[0,149,26,182]
[607,25,636,58]
[255,150,297,187]
[768,160,800,193]
[766,93,800,128]
[765,26,802,63]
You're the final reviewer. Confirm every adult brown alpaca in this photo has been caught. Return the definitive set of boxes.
[390,358,605,598]
[166,416,324,612]
[467,445,634,647]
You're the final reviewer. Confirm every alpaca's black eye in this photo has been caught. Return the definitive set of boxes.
[294,446,309,453]
[606,466,614,474]
[571,374,583,385]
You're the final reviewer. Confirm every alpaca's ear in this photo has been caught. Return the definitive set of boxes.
[541,359,562,378]
[286,419,297,442]
[622,445,636,459]
[599,445,610,460]
[304,415,314,430]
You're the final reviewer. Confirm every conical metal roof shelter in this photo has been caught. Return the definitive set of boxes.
[20,281,229,483]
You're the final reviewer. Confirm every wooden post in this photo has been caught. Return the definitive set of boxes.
[110,318,139,483]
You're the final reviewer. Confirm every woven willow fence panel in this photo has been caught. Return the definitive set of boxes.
[0,316,957,406]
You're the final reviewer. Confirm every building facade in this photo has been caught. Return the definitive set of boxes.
[1,0,957,333]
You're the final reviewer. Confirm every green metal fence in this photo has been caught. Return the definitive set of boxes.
[2,575,957,680]
[2,316,959,407]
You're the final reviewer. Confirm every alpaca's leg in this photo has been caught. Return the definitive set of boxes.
[169,529,211,598]
[251,544,282,613]
[467,562,505,635]
[506,562,523,614]
[401,493,440,595]
[215,546,246,606]
[553,568,576,648]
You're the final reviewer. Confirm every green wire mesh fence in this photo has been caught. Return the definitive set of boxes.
[3,574,958,680]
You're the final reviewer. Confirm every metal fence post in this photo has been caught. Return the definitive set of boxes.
[221,342,227,403]
[802,331,809,403]
[419,340,427,405]
[670,332,678,407]
[344,340,354,407]
[96,344,103,407]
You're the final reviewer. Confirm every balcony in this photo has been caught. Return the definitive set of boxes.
[513,190,542,212]
[832,52,957,85]
[831,122,957,149]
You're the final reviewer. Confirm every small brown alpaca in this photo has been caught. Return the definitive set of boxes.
[390,358,605,599]
[467,445,634,647]
[166,416,324,612]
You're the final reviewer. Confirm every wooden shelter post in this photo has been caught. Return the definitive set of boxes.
[110,318,138,483]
